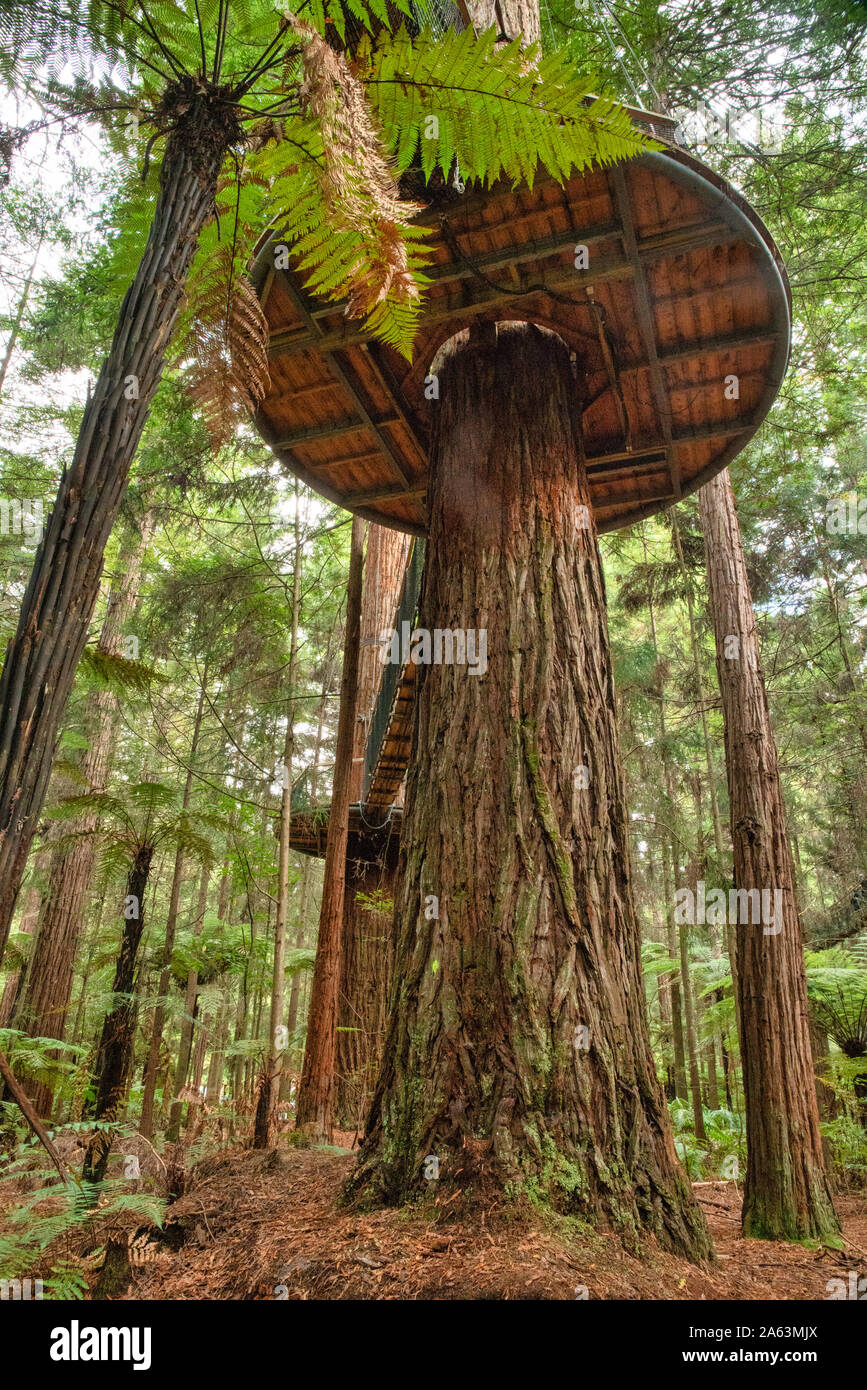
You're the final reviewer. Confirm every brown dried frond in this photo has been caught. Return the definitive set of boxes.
[292,20,422,317]
[185,245,271,447]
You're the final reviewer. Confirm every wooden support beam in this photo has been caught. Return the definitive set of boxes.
[324,350,411,489]
[655,331,780,368]
[305,221,623,312]
[361,342,429,462]
[268,224,740,360]
[589,459,669,486]
[274,416,399,449]
[611,166,681,500]
[344,483,427,507]
[584,422,750,473]
[275,267,411,489]
[260,266,276,311]
[596,486,678,510]
[339,423,750,508]
[280,379,341,402]
[275,334,774,462]
[316,450,384,471]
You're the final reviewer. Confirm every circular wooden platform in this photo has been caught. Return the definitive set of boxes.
[251,141,791,536]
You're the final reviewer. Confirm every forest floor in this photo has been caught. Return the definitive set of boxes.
[87,1140,867,1301]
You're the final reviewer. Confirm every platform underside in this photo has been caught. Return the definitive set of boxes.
[253,143,791,537]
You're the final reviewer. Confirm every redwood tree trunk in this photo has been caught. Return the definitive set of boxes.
[295,515,365,1142]
[347,323,711,1260]
[698,467,839,1242]
[335,522,408,1129]
[83,844,154,1185]
[0,96,233,961]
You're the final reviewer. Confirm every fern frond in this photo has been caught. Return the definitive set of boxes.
[80,644,160,694]
[180,234,271,446]
[293,21,424,318]
[359,25,657,188]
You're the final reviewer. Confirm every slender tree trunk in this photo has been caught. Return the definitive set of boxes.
[190,1011,209,1102]
[139,674,208,1139]
[0,854,45,1026]
[205,990,229,1106]
[254,496,304,1147]
[346,324,710,1259]
[296,515,366,1142]
[664,880,689,1101]
[70,925,99,1051]
[698,467,839,1242]
[678,909,707,1142]
[334,857,397,1132]
[83,844,154,1184]
[166,861,210,1143]
[286,642,336,1054]
[705,1040,719,1110]
[201,859,235,1108]
[809,1020,836,1126]
[0,96,236,960]
[11,517,153,1116]
[644,550,688,1102]
[349,523,411,805]
[670,514,726,864]
[0,233,45,402]
[285,863,311,1047]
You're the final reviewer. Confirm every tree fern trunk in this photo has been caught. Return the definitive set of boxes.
[83,844,154,1185]
[0,108,231,963]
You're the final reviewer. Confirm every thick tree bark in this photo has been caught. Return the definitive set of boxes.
[698,467,839,1242]
[466,0,540,44]
[295,515,366,1142]
[0,93,235,961]
[346,324,711,1260]
[11,516,153,1117]
[83,844,154,1185]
